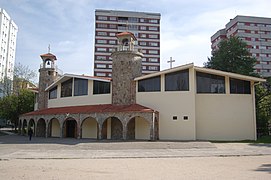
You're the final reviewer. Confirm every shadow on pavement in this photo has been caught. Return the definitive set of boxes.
[255,164,271,174]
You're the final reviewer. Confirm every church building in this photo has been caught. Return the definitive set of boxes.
[19,32,265,141]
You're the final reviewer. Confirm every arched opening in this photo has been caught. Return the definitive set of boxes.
[36,118,46,137]
[63,118,77,138]
[81,117,98,139]
[127,116,150,140]
[28,119,35,136]
[22,119,27,135]
[48,118,60,137]
[102,117,123,140]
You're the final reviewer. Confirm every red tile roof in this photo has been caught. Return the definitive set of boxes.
[116,32,137,40]
[23,104,155,116]
[40,53,57,60]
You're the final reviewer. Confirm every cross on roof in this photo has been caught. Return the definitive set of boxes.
[167,57,175,69]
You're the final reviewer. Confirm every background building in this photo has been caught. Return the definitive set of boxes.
[94,9,161,77]
[0,8,18,97]
[211,15,271,77]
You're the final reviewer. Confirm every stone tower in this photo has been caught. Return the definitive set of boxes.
[38,52,58,110]
[111,32,143,105]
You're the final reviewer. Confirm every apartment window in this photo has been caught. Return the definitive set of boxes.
[93,80,110,94]
[230,78,251,94]
[196,72,225,93]
[108,48,115,52]
[109,32,115,36]
[74,78,88,96]
[96,64,107,68]
[97,31,107,36]
[61,79,73,97]
[140,18,145,23]
[97,48,107,52]
[165,70,189,91]
[139,41,147,46]
[149,58,158,62]
[237,22,245,26]
[97,56,106,60]
[238,29,245,33]
[149,19,158,23]
[149,42,158,46]
[128,17,138,23]
[49,86,57,99]
[140,34,146,38]
[260,54,267,57]
[109,40,116,44]
[97,39,107,44]
[96,73,106,77]
[109,16,117,21]
[97,16,107,20]
[141,49,147,53]
[140,26,147,30]
[149,34,158,39]
[109,24,117,29]
[259,46,266,50]
[148,66,159,71]
[97,23,107,28]
[128,25,138,30]
[142,58,146,62]
[149,26,158,31]
[142,66,146,70]
[149,50,158,54]
[138,76,161,92]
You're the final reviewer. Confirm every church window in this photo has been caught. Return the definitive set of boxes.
[49,86,57,99]
[93,80,110,94]
[74,78,88,96]
[138,76,161,92]
[165,69,189,91]
[196,72,225,93]
[230,78,251,94]
[61,78,73,97]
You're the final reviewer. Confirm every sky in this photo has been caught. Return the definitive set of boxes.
[1,0,271,82]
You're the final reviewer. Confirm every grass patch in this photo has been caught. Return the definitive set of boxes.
[211,135,271,144]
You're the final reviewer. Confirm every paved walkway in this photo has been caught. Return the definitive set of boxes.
[0,133,271,160]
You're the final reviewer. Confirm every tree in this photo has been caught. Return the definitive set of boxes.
[205,36,257,76]
[0,89,35,131]
[13,63,37,94]
[255,78,271,136]
[0,63,36,131]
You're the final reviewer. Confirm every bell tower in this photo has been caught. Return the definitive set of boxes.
[38,52,58,110]
[111,32,143,105]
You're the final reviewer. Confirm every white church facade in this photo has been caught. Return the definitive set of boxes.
[19,32,265,141]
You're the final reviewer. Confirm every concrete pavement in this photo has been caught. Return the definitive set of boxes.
[0,133,271,160]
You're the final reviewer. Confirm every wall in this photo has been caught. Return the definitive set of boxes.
[48,79,111,108]
[195,94,256,140]
[51,119,60,137]
[135,117,150,140]
[81,118,97,138]
[136,68,196,140]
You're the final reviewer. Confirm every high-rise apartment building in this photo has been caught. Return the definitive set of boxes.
[211,15,271,77]
[0,8,18,97]
[0,8,17,81]
[94,9,161,77]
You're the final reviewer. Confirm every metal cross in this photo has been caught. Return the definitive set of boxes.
[48,44,51,53]
[167,57,175,69]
